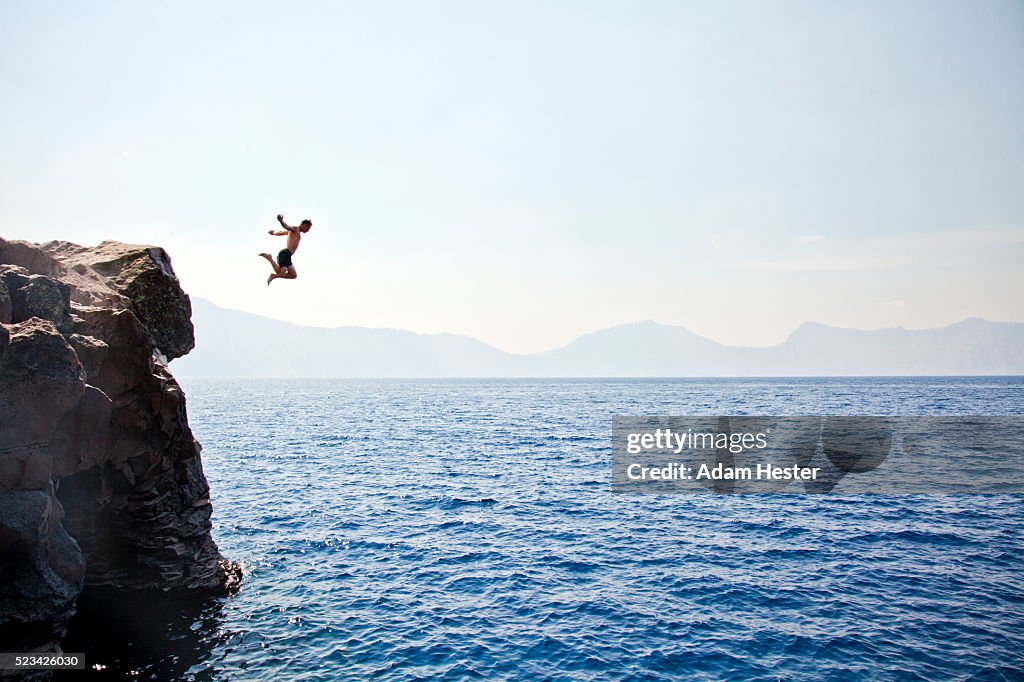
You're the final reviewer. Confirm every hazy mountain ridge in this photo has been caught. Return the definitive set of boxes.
[171,298,1024,377]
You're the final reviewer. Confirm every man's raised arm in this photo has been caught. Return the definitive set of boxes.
[276,213,299,233]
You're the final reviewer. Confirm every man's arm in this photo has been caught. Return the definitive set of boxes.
[276,213,298,233]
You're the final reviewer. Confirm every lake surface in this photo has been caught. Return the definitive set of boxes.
[63,378,1024,680]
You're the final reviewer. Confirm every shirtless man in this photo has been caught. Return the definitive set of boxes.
[260,214,312,285]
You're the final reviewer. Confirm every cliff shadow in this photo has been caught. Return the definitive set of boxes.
[57,587,229,681]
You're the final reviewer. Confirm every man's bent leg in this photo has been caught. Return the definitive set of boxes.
[259,252,283,274]
[260,253,284,285]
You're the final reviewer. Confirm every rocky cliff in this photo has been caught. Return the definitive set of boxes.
[0,237,239,658]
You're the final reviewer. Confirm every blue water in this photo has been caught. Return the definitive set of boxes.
[76,378,1024,680]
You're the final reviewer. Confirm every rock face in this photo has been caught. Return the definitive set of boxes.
[0,237,238,656]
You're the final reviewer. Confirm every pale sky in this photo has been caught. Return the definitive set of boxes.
[2,0,1022,353]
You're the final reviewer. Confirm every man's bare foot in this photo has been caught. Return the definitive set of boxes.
[259,252,272,260]
[267,273,278,286]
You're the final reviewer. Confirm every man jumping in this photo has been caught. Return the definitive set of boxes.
[260,214,312,285]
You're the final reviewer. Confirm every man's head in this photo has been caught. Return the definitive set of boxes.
[300,219,313,233]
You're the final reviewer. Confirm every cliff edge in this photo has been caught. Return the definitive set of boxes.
[0,237,239,658]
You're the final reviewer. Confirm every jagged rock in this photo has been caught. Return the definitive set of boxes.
[65,333,108,385]
[2,272,73,334]
[0,317,86,661]
[0,236,237,657]
[51,387,113,480]
[0,275,11,323]
[71,308,154,396]
[0,318,85,468]
[0,490,85,656]
[36,241,195,360]
[0,240,64,279]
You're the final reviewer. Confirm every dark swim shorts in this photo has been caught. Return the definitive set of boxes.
[278,248,293,268]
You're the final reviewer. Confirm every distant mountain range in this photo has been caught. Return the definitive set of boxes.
[170,298,1024,377]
